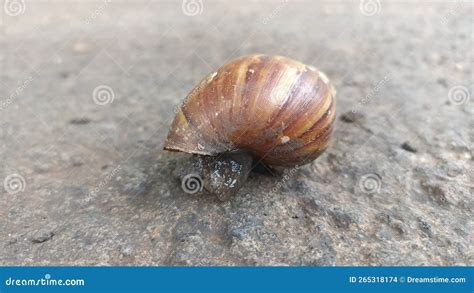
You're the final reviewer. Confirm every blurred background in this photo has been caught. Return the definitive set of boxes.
[0,0,472,265]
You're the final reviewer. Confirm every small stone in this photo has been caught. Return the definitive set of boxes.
[340,111,364,123]
[285,180,310,194]
[330,209,354,229]
[436,78,448,87]
[7,237,17,245]
[418,218,433,237]
[69,117,91,125]
[125,181,150,196]
[230,229,246,241]
[34,163,51,174]
[159,187,171,198]
[444,164,462,177]
[72,42,90,53]
[31,229,54,243]
[71,157,84,167]
[401,141,418,153]
[120,245,134,257]
[420,182,449,206]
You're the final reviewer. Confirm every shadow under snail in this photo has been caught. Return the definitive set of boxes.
[164,54,336,200]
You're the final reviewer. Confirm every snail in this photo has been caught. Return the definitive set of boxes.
[164,54,336,200]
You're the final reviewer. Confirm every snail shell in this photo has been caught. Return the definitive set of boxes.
[164,54,336,167]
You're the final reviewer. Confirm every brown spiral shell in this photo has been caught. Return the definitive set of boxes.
[164,54,336,167]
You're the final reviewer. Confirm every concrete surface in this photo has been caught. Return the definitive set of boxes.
[0,0,473,265]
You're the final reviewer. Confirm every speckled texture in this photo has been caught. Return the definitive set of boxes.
[1,0,472,265]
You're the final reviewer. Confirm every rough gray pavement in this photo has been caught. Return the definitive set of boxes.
[0,0,472,265]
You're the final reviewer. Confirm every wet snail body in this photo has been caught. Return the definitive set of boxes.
[165,54,336,200]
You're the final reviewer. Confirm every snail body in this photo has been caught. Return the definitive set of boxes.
[165,54,336,200]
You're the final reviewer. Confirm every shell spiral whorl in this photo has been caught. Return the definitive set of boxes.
[164,54,336,167]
